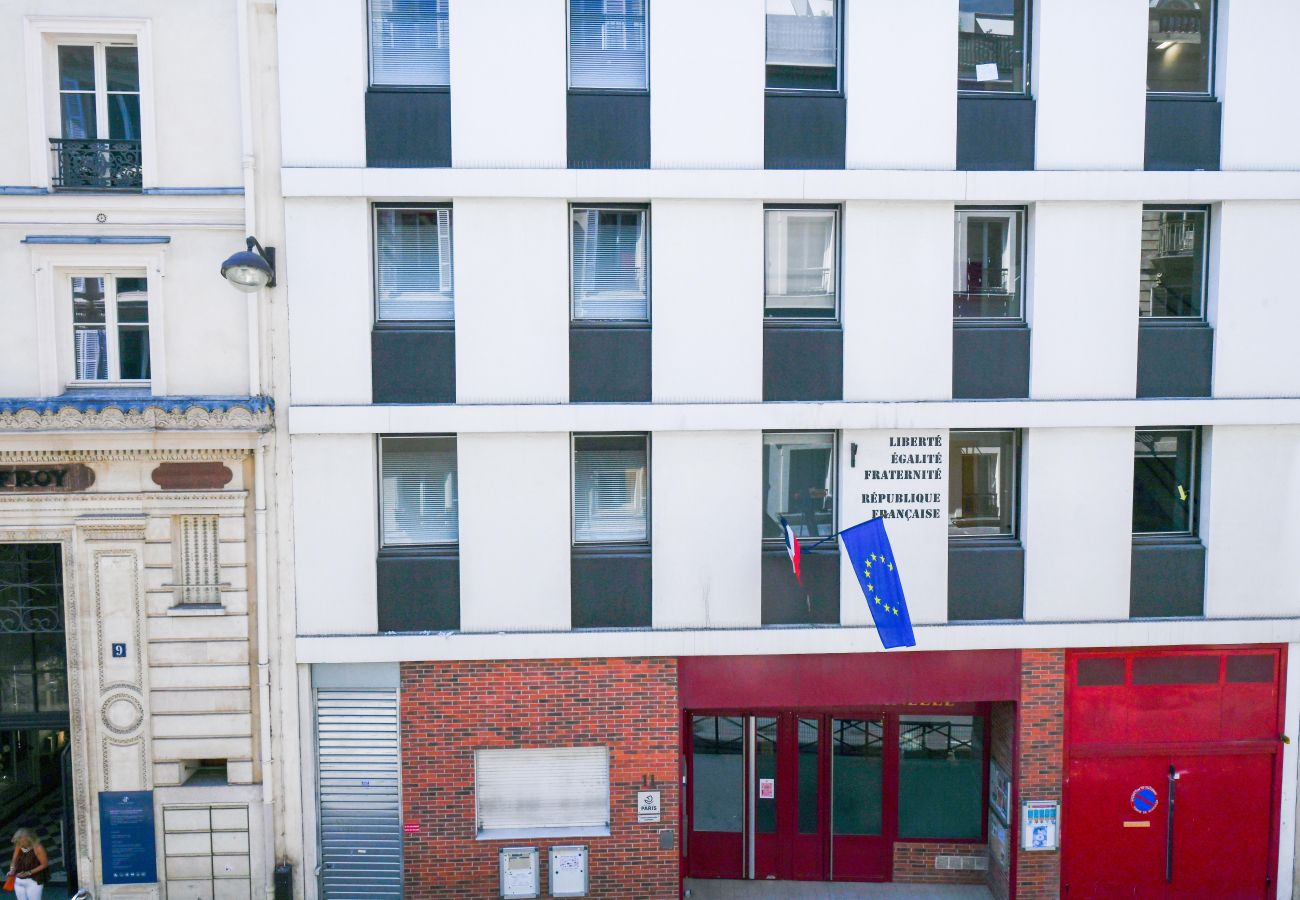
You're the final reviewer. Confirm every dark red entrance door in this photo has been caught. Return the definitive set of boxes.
[1065,752,1274,899]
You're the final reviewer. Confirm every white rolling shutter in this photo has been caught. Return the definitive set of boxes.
[475,747,610,838]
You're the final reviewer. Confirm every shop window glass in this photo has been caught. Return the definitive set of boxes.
[766,0,839,92]
[754,716,778,834]
[1076,657,1125,687]
[958,0,1027,93]
[764,208,838,320]
[691,716,743,832]
[954,209,1023,319]
[1133,428,1197,535]
[1132,655,1219,686]
[832,718,883,836]
[1148,1,1214,94]
[797,718,819,834]
[949,430,1017,537]
[898,715,984,839]
[1139,208,1207,319]
[762,432,835,541]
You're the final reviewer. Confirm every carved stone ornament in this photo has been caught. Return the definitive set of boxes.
[100,690,146,737]
[0,397,272,433]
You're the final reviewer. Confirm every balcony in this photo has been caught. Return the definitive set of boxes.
[49,138,142,191]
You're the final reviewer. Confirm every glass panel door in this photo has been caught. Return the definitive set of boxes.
[687,715,745,878]
[830,717,890,881]
[751,716,780,878]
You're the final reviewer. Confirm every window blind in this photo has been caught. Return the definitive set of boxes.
[370,0,451,87]
[766,0,837,68]
[573,435,647,543]
[376,207,453,321]
[568,0,648,90]
[475,747,610,835]
[765,209,836,314]
[571,208,647,320]
[380,436,458,545]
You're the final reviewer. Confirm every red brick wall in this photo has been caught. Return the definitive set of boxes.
[893,842,988,884]
[401,658,679,899]
[1016,650,1065,899]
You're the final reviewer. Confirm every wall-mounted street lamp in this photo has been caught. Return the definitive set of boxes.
[220,236,277,292]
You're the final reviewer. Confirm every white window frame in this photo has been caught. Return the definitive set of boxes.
[66,271,152,385]
[762,430,837,542]
[372,204,456,323]
[27,245,167,395]
[569,204,650,322]
[474,747,611,840]
[24,17,157,189]
[953,207,1025,321]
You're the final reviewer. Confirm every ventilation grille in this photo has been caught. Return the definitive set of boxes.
[177,515,221,605]
[935,854,988,871]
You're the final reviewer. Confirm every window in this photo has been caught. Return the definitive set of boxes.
[762,432,835,541]
[898,715,985,839]
[53,42,142,189]
[1139,208,1207,319]
[369,0,450,87]
[375,206,453,321]
[570,207,648,320]
[71,274,150,382]
[954,208,1024,319]
[379,436,458,546]
[568,0,648,90]
[764,208,838,320]
[474,747,610,838]
[949,430,1017,538]
[573,435,648,543]
[958,0,1028,93]
[1133,428,1197,536]
[766,0,840,92]
[1148,1,1214,94]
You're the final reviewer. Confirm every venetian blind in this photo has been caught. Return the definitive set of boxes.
[376,207,453,321]
[568,0,648,90]
[571,208,647,320]
[573,435,647,543]
[475,747,610,835]
[380,436,458,545]
[765,0,837,68]
[370,0,450,86]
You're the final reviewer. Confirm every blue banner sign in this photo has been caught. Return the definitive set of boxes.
[99,790,157,884]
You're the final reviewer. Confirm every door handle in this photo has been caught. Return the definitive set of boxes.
[1166,764,1176,883]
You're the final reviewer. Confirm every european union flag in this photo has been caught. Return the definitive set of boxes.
[839,517,916,649]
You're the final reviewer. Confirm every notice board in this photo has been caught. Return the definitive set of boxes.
[99,790,157,884]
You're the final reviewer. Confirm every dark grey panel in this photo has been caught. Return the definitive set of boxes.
[956,96,1036,171]
[1131,539,1205,618]
[1136,321,1213,398]
[764,94,846,170]
[372,326,455,404]
[567,93,650,169]
[761,548,839,625]
[952,324,1030,399]
[365,89,451,168]
[763,326,843,401]
[571,546,652,628]
[376,548,459,632]
[570,324,651,403]
[948,541,1024,621]
[1145,99,1221,172]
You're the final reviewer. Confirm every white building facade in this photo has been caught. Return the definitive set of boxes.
[276,1,1300,897]
[0,2,289,898]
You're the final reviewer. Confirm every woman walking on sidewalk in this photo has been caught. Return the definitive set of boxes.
[6,828,50,900]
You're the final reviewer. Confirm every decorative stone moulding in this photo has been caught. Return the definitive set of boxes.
[0,395,273,432]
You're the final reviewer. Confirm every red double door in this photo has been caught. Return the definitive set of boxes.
[686,712,891,883]
[1065,751,1275,899]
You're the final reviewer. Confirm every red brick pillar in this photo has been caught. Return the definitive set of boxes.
[1016,650,1065,899]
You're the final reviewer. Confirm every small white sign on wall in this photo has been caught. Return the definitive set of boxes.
[499,846,539,899]
[548,845,588,898]
[637,790,661,823]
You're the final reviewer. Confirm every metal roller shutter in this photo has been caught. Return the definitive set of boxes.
[316,689,403,899]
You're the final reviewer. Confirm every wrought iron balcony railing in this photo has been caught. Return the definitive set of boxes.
[49,138,142,191]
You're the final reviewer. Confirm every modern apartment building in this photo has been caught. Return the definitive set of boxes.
[277,1,1300,898]
[0,2,288,898]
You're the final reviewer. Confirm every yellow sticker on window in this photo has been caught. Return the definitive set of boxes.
[1177,485,1188,502]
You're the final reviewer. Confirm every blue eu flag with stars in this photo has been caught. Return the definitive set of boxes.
[840,517,916,649]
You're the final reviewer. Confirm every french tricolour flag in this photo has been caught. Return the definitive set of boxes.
[779,516,802,585]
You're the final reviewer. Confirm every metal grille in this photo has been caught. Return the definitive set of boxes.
[0,544,63,634]
[176,515,221,605]
[316,690,403,899]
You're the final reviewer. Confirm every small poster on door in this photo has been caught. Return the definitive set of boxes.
[758,778,775,799]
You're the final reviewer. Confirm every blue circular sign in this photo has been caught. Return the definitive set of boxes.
[1131,786,1158,814]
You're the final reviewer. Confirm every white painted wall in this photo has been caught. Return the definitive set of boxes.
[159,231,250,396]
[651,200,762,403]
[276,0,366,167]
[1204,426,1300,618]
[284,198,372,405]
[458,432,571,632]
[450,0,566,168]
[650,0,763,169]
[846,0,956,170]
[1220,0,1300,171]
[1213,202,1300,397]
[1033,0,1147,170]
[454,199,568,403]
[1022,427,1134,621]
[652,431,761,628]
[291,435,378,636]
[0,226,43,396]
[1029,203,1141,399]
[843,202,952,401]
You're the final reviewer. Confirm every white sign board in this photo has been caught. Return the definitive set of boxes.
[548,845,588,897]
[1021,801,1060,852]
[637,790,661,823]
[841,430,949,626]
[499,846,539,899]
[758,778,775,799]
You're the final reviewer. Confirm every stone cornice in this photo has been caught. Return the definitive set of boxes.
[0,395,273,433]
